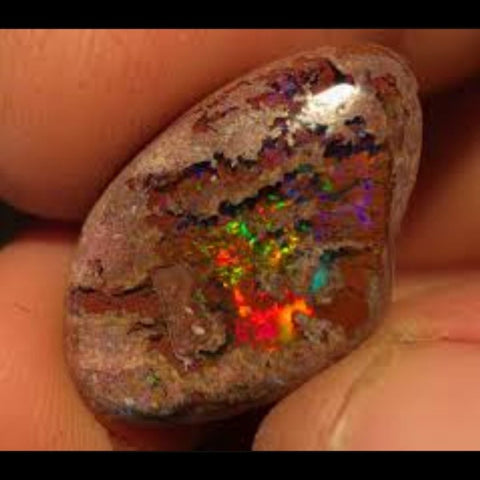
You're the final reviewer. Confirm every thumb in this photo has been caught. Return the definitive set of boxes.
[253,272,480,450]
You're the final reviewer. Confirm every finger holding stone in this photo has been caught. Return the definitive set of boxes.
[0,227,111,450]
[1,29,479,220]
[253,271,480,450]
[0,226,201,450]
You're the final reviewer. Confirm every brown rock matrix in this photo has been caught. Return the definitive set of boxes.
[65,44,422,424]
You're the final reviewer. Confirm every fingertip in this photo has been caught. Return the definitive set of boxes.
[330,342,480,450]
[0,225,112,449]
[3,29,479,220]
[254,273,480,451]
[253,329,380,450]
[0,226,210,450]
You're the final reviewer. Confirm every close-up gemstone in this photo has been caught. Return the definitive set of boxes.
[65,44,422,424]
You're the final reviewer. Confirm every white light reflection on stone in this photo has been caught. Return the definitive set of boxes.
[295,83,359,131]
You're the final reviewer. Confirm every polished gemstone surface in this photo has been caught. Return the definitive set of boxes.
[65,44,422,423]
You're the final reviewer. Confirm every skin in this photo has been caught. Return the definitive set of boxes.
[0,29,480,450]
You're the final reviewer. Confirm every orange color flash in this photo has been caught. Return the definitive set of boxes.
[232,287,314,345]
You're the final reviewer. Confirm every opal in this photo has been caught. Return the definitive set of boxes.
[65,44,422,424]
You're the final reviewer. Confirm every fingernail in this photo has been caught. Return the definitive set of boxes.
[65,44,422,425]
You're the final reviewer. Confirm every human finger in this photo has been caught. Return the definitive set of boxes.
[1,29,479,220]
[0,226,200,450]
[254,270,480,450]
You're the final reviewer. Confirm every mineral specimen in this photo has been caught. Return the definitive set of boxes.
[65,44,422,423]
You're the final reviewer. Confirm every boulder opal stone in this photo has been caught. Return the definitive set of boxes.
[65,44,422,424]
